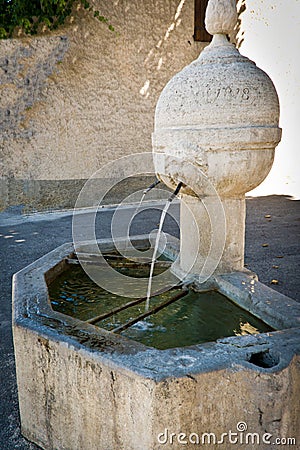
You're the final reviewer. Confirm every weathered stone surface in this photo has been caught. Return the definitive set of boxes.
[152,31,281,196]
[0,0,205,210]
[0,36,68,142]
[0,176,169,212]
[205,0,238,35]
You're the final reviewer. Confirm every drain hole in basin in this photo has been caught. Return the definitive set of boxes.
[248,350,279,368]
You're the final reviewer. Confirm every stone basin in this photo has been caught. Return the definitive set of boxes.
[13,235,300,449]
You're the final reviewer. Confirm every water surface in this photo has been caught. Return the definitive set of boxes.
[49,262,273,350]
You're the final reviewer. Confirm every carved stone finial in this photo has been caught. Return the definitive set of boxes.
[205,0,238,36]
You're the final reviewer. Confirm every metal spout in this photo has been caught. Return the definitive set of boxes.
[168,181,183,202]
[143,179,160,194]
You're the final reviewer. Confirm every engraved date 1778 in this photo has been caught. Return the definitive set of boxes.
[204,85,259,105]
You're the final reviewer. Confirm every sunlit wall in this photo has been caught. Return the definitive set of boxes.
[240,0,300,198]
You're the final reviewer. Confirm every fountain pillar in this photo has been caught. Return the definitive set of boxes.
[152,0,281,277]
[180,195,245,274]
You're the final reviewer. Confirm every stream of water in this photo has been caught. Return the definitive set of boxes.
[145,199,171,310]
[145,182,183,311]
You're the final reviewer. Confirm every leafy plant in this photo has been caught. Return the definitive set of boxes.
[0,0,114,39]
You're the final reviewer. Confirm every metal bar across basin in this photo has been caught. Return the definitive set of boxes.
[112,289,188,334]
[66,257,172,269]
[86,284,182,325]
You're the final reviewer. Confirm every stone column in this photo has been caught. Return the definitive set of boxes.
[179,194,245,277]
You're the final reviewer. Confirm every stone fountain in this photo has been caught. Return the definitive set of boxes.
[12,1,300,449]
[153,0,281,277]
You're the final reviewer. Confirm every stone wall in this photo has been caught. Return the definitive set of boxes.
[0,0,205,211]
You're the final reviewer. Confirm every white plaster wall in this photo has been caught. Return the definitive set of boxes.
[240,0,300,198]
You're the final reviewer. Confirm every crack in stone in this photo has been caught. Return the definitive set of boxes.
[186,374,197,382]
[258,407,263,426]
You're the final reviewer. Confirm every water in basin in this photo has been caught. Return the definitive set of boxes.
[48,258,273,350]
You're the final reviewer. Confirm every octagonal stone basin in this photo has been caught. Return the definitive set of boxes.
[13,235,300,450]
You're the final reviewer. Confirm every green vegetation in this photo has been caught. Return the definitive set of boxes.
[0,0,114,39]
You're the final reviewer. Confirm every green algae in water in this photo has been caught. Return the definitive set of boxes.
[121,290,273,349]
[49,260,170,322]
[49,264,273,350]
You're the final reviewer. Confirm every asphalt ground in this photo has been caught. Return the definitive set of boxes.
[0,195,299,449]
